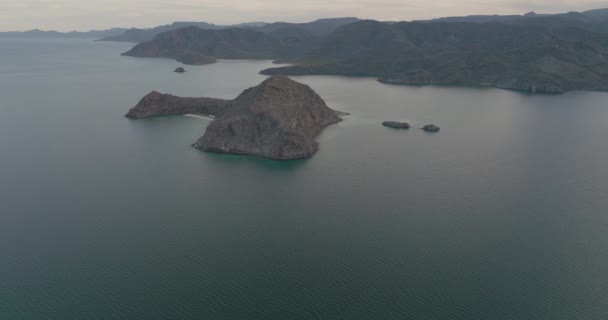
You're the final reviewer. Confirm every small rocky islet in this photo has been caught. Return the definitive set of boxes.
[126,76,344,160]
[422,124,441,132]
[174,67,186,73]
[382,121,410,129]
[382,121,441,132]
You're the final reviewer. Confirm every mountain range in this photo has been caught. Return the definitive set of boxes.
[6,9,608,93]
[121,9,608,93]
[98,21,266,43]
[0,18,359,43]
[99,18,359,42]
[0,28,126,39]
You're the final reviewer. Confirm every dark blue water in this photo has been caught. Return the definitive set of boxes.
[1,38,607,320]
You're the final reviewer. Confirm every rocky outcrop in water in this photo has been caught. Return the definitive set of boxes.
[174,67,186,73]
[194,76,343,160]
[382,121,410,129]
[125,91,228,119]
[422,124,441,132]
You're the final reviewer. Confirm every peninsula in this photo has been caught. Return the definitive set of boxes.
[126,91,228,119]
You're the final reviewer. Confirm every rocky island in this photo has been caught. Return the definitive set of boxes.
[126,76,345,160]
[382,121,410,129]
[422,124,441,132]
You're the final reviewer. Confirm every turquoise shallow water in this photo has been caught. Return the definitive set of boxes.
[1,38,607,320]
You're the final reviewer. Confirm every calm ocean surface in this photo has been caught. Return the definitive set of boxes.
[1,38,607,319]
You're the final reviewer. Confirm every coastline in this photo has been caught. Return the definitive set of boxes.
[184,114,215,121]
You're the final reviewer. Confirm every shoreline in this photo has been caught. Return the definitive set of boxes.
[184,114,215,121]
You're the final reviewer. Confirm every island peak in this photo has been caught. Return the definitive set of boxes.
[196,76,344,160]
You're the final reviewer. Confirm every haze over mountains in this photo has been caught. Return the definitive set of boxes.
[0,28,126,39]
[0,18,359,42]
[417,8,608,24]
[98,22,267,43]
[100,17,360,42]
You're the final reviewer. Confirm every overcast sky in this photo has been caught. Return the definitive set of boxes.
[1,0,606,31]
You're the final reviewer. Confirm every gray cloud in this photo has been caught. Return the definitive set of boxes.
[0,0,605,31]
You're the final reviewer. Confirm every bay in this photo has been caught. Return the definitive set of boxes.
[1,38,607,319]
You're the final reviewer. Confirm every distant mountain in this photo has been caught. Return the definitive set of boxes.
[499,11,608,35]
[0,28,125,39]
[583,8,608,21]
[417,9,608,33]
[253,17,361,35]
[2,17,359,42]
[99,22,226,43]
[122,26,319,64]
[416,12,552,23]
[101,18,359,43]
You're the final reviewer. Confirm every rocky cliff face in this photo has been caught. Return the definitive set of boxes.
[195,76,343,160]
[125,91,228,119]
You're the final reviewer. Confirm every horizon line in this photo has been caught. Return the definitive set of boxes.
[0,6,605,33]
